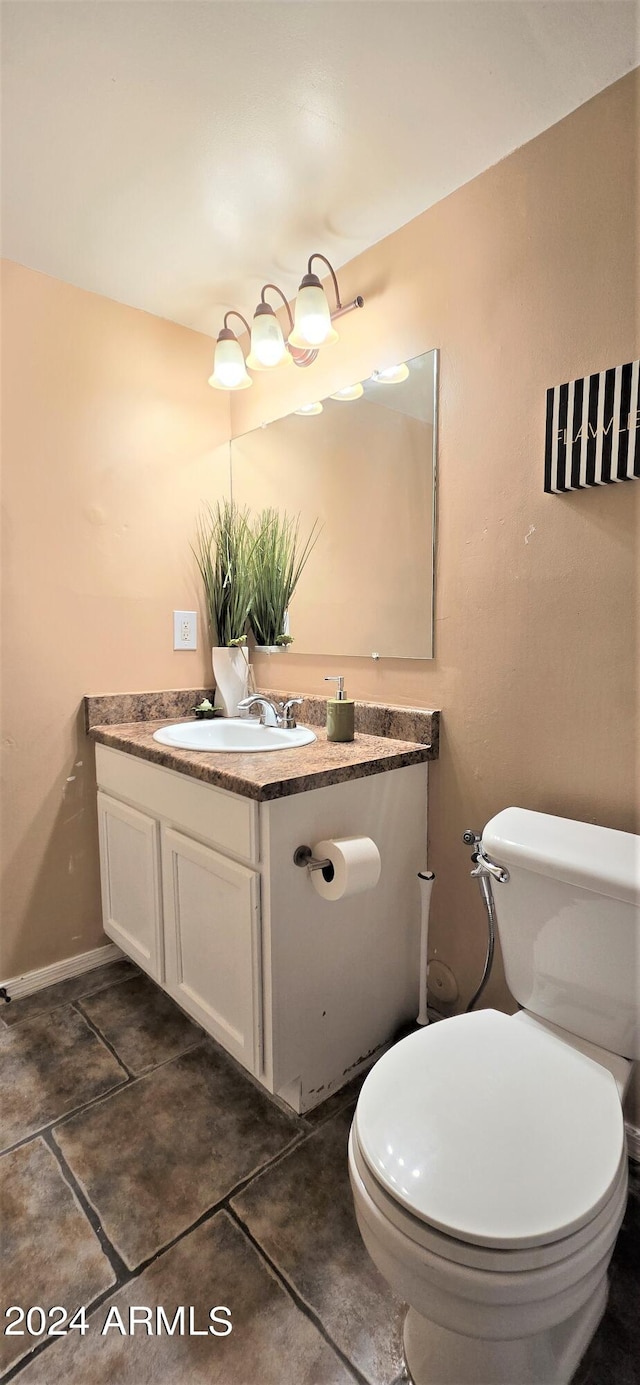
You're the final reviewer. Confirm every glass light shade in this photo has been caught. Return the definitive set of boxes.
[294,401,323,416]
[247,308,287,369]
[246,348,294,372]
[370,363,409,384]
[289,281,339,349]
[330,383,364,401]
[209,332,252,391]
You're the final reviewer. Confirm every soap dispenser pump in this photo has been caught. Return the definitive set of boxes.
[325,675,355,743]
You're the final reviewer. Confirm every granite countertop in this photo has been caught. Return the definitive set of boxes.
[88,718,434,802]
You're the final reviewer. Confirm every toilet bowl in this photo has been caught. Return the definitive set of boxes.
[348,1010,628,1384]
[348,808,639,1385]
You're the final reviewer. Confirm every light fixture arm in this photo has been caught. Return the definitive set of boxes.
[260,283,294,333]
[306,254,364,322]
[223,309,252,338]
[307,253,343,311]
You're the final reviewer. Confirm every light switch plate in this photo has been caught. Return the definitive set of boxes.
[173,610,197,650]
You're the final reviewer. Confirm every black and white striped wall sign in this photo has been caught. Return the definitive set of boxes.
[544,361,639,494]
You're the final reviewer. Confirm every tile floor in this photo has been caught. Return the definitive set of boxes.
[1,962,638,1384]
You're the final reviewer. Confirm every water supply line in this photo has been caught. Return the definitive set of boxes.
[462,830,509,1013]
[417,870,435,1025]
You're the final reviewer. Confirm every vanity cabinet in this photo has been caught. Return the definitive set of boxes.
[94,741,428,1112]
[161,828,262,1074]
[96,745,262,1077]
[97,792,164,982]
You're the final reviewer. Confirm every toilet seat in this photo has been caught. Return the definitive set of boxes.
[350,1123,629,1275]
[349,1123,627,1344]
[354,1009,626,1250]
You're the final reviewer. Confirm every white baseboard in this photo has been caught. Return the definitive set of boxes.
[0,942,124,1002]
[626,1121,640,1164]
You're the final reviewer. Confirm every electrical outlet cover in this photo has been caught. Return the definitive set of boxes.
[173,610,197,650]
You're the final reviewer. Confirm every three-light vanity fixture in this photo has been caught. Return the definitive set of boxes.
[208,252,364,392]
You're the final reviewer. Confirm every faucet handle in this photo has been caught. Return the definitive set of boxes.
[281,696,303,729]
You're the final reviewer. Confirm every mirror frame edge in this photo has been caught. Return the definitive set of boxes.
[430,346,439,662]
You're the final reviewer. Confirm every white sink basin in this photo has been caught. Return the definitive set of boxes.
[152,718,316,754]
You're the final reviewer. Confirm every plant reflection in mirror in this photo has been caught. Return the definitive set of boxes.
[250,509,321,649]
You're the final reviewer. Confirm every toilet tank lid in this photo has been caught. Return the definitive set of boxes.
[482,808,640,906]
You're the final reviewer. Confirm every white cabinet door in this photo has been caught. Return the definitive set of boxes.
[161,827,262,1076]
[97,791,164,981]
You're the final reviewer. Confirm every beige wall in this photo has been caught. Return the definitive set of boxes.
[232,73,639,1114]
[1,71,638,1116]
[1,263,228,977]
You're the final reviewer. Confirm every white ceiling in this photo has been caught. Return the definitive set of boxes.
[2,1,638,338]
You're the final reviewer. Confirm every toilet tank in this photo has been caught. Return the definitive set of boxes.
[482,808,640,1060]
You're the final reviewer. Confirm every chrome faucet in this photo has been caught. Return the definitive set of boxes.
[237,694,303,730]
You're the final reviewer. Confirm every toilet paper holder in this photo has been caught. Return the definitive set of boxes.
[293,845,335,880]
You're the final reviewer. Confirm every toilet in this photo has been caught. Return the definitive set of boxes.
[348,807,639,1385]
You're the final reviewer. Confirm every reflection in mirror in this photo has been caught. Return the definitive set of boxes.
[230,348,438,659]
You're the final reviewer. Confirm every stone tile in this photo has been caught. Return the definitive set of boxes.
[605,1260,640,1355]
[611,1183,640,1281]
[16,1211,355,1384]
[0,1137,115,1374]
[570,1192,640,1385]
[232,1107,405,1384]
[54,1044,303,1270]
[79,973,202,1075]
[0,1007,127,1152]
[571,1295,640,1385]
[0,960,137,1029]
[626,1155,640,1199]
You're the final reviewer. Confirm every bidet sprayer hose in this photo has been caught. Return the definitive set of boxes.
[461,830,508,1013]
[465,872,497,1013]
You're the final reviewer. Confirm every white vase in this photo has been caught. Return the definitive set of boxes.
[211,646,250,717]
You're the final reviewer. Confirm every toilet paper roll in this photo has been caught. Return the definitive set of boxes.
[311,836,381,902]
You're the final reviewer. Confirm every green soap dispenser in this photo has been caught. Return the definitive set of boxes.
[325,675,355,743]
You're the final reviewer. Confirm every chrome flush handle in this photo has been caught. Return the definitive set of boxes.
[470,850,510,885]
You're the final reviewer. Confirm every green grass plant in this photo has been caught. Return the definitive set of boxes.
[250,509,321,647]
[193,500,255,647]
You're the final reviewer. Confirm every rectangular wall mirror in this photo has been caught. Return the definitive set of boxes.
[230,347,438,660]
